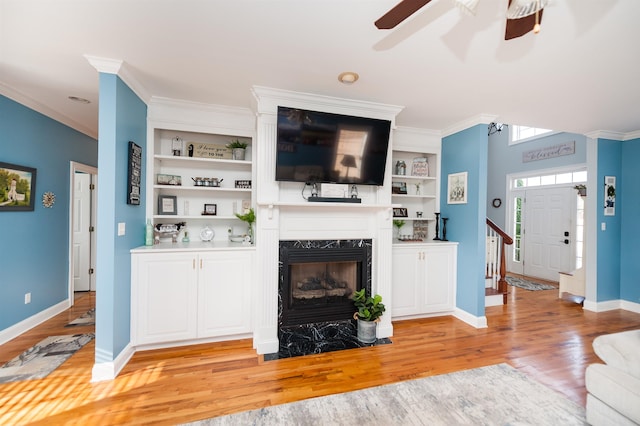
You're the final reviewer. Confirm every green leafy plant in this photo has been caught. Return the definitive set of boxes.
[235,207,255,224]
[393,219,405,230]
[227,139,248,150]
[352,288,386,322]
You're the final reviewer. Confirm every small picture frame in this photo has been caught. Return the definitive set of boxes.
[393,207,408,217]
[203,203,217,216]
[392,181,407,194]
[158,195,177,215]
[447,171,468,204]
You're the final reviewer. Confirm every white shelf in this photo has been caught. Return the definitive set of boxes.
[391,174,435,180]
[394,217,435,221]
[154,215,241,220]
[154,154,252,167]
[392,194,437,199]
[258,201,400,209]
[154,185,251,193]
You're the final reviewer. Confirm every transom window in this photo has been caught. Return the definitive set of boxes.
[510,125,555,145]
[512,170,586,189]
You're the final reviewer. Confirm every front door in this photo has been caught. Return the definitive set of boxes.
[522,187,574,281]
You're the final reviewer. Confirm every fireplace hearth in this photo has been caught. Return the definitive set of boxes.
[267,239,390,359]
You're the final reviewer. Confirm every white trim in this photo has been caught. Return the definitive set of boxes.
[91,343,135,382]
[453,308,488,328]
[84,55,150,104]
[507,164,587,190]
[68,162,98,301]
[582,299,640,314]
[0,300,68,345]
[441,113,499,137]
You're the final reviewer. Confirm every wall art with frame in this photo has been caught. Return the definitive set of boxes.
[158,195,177,215]
[127,141,142,205]
[0,161,37,211]
[447,171,468,204]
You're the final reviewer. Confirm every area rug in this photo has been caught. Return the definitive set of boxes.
[184,363,586,425]
[506,276,556,291]
[0,333,94,384]
[65,308,95,327]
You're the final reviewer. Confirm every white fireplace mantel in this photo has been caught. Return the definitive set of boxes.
[251,87,404,355]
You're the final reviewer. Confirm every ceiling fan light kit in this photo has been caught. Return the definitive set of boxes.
[452,0,480,16]
[338,72,359,84]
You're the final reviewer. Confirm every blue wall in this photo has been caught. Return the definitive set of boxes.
[619,138,640,304]
[0,95,97,330]
[441,125,488,318]
[94,74,147,363]
[596,139,622,302]
[487,130,587,228]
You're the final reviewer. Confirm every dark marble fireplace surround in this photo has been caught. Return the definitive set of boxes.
[266,239,390,360]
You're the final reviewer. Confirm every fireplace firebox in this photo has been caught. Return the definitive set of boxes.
[280,244,369,326]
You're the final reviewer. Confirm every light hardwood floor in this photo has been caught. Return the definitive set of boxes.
[2,281,640,425]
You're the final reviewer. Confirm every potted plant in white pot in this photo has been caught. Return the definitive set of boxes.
[227,139,248,160]
[352,288,386,343]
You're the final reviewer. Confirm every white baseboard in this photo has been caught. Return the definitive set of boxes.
[485,294,504,307]
[454,308,488,329]
[91,343,135,382]
[583,298,640,314]
[0,300,69,345]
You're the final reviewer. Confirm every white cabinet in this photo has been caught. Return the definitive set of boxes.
[131,248,254,347]
[391,243,457,318]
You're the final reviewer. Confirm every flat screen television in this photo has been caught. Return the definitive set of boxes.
[275,106,392,186]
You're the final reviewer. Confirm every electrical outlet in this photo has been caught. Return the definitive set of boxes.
[25,293,31,304]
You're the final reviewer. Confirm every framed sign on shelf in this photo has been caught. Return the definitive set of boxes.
[158,195,177,215]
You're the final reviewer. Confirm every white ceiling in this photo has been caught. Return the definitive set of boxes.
[2,0,639,139]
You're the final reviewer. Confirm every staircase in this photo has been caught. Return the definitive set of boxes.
[485,218,513,306]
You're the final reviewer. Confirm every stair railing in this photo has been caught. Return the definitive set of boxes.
[486,218,513,304]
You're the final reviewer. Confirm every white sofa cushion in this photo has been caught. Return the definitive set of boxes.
[593,329,640,379]
[586,363,640,424]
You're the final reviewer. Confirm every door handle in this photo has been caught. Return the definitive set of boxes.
[560,239,569,244]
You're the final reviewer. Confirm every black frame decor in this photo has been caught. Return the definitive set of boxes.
[127,141,142,205]
[393,207,408,217]
[158,195,177,215]
[0,161,37,212]
[203,203,217,215]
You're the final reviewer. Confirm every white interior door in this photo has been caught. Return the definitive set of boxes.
[523,187,574,281]
[73,172,91,291]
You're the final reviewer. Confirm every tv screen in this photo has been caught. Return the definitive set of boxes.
[275,106,392,186]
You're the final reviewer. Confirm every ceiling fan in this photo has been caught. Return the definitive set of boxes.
[375,0,547,40]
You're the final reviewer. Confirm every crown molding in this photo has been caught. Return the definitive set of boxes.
[84,55,150,104]
[0,81,97,139]
[441,113,499,137]
[585,129,640,141]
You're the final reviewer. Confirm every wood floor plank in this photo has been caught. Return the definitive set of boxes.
[1,283,640,425]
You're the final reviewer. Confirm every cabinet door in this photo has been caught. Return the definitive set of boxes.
[197,251,253,337]
[423,246,455,312]
[134,253,198,345]
[391,248,423,317]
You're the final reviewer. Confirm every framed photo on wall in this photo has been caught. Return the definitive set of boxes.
[447,171,468,204]
[0,161,37,212]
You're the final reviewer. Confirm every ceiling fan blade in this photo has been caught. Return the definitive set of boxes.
[505,8,543,40]
[375,0,433,29]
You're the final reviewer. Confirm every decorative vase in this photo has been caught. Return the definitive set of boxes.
[232,148,246,161]
[356,319,377,344]
[247,223,254,243]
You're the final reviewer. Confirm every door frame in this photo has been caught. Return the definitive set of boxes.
[505,165,586,279]
[68,161,98,306]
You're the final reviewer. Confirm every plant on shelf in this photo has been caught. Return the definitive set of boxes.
[227,139,248,160]
[574,184,587,196]
[226,139,248,150]
[393,219,405,239]
[352,288,386,343]
[235,208,256,243]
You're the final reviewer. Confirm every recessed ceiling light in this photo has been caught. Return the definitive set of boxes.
[68,96,91,104]
[338,72,359,85]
